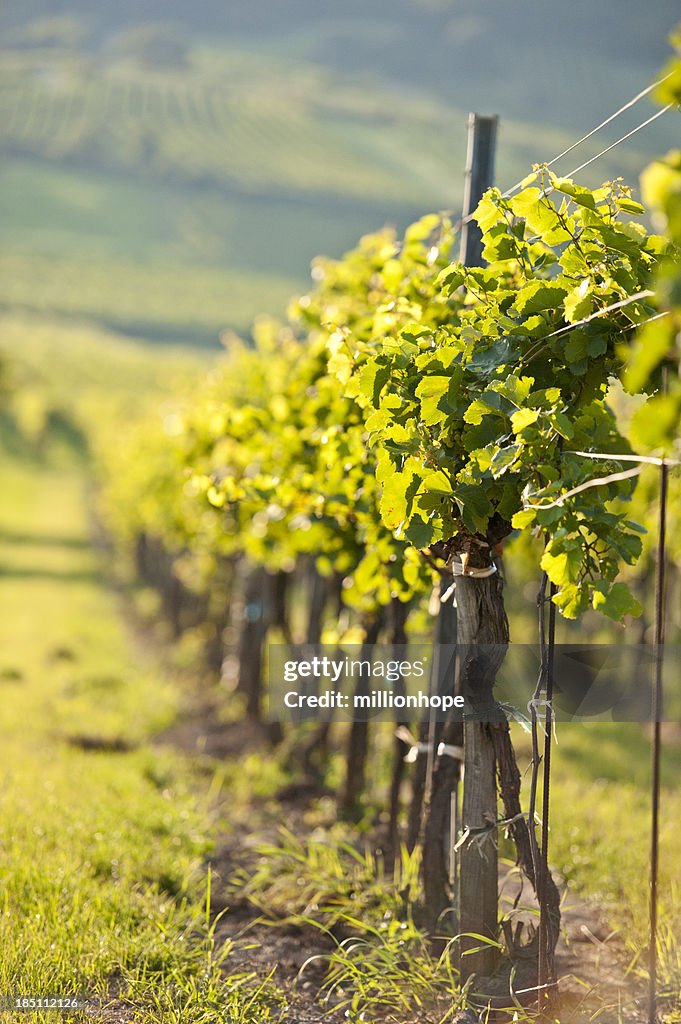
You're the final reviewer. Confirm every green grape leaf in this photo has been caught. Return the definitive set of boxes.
[616,198,646,215]
[551,410,575,439]
[549,178,597,210]
[515,281,568,315]
[452,484,493,533]
[511,407,540,433]
[358,360,390,406]
[488,374,535,408]
[415,375,451,426]
[380,472,415,531]
[420,469,453,495]
[591,581,642,621]
[474,192,504,234]
[405,516,437,548]
[436,265,465,294]
[552,582,588,619]
[510,190,574,244]
[512,508,536,530]
[464,398,494,425]
[490,443,522,477]
[564,280,593,323]
[540,545,582,585]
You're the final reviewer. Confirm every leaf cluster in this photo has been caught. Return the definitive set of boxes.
[321,171,661,618]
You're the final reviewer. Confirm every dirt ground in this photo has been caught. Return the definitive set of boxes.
[148,696,651,1024]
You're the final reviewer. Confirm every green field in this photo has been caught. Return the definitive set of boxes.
[0,47,458,204]
[0,247,299,344]
[1,28,677,344]
[0,43,459,342]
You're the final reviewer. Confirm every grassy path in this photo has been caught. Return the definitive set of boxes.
[0,455,273,1023]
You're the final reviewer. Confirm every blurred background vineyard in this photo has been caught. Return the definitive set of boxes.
[1,0,680,345]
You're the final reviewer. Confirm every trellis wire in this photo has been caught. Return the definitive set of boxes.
[567,450,680,467]
[501,73,674,198]
[459,90,677,228]
[541,291,655,342]
[518,291,658,369]
[562,104,674,179]
[524,465,643,510]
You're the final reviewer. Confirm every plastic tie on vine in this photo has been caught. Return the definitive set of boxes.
[527,698,558,743]
[454,820,497,855]
[527,697,554,715]
[498,701,532,734]
[395,726,431,763]
[454,811,530,853]
[450,553,498,580]
[437,742,464,760]
[404,743,431,764]
[455,563,497,578]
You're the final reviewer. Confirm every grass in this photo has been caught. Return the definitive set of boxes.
[314,918,465,1024]
[228,718,681,1022]
[236,827,422,928]
[236,830,472,1024]
[536,722,681,1006]
[0,322,289,1021]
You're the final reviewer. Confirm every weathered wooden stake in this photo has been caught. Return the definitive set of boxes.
[459,113,498,267]
[457,112,500,981]
[457,572,507,978]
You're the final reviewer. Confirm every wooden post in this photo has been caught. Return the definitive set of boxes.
[457,112,500,981]
[237,564,270,720]
[457,572,507,979]
[341,612,384,817]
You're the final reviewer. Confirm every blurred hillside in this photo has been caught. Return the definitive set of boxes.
[0,1,679,344]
